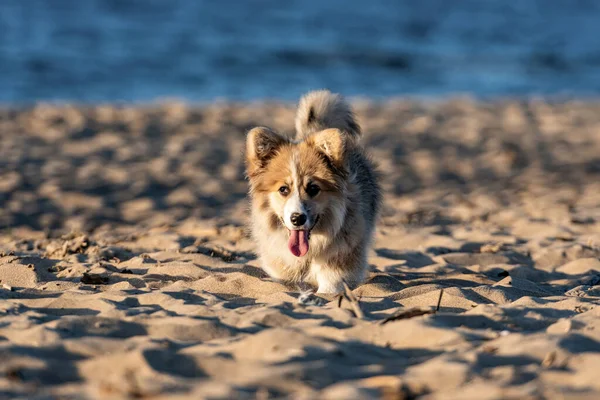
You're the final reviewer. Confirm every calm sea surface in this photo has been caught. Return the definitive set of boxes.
[1,0,600,102]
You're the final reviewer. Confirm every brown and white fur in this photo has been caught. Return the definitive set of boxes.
[245,90,381,294]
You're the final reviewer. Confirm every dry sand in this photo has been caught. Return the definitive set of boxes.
[1,98,600,399]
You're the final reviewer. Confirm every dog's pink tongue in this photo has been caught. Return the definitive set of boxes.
[288,230,309,257]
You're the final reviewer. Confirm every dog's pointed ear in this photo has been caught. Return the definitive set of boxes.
[308,128,348,167]
[246,127,288,176]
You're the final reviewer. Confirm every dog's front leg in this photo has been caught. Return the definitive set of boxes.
[309,262,347,294]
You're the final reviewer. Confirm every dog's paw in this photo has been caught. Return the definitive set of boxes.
[297,290,325,306]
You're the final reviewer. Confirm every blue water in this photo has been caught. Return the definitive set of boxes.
[1,0,600,102]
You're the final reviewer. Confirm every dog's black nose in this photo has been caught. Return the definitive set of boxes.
[290,213,307,227]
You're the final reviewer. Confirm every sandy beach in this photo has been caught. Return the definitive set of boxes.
[1,98,600,399]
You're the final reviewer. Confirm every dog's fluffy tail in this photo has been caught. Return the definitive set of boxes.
[295,90,360,140]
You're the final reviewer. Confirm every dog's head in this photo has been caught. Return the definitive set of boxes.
[246,127,350,257]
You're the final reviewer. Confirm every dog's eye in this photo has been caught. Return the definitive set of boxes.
[306,183,321,197]
[278,186,290,196]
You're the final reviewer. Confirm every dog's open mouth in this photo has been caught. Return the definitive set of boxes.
[287,216,319,257]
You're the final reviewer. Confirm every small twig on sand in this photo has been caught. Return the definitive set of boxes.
[380,289,444,325]
[436,288,444,312]
[342,280,365,319]
[379,307,435,325]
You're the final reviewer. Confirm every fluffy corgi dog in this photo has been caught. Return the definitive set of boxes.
[245,90,381,294]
